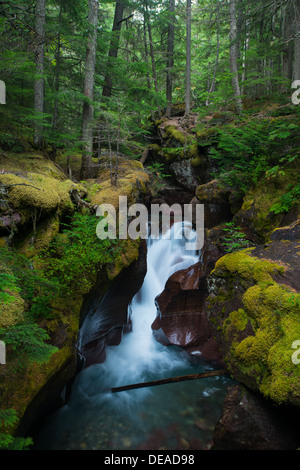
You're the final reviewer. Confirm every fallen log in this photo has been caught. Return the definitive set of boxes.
[111,369,227,393]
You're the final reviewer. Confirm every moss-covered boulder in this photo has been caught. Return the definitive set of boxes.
[89,156,150,208]
[0,152,86,244]
[206,220,300,408]
[154,119,204,163]
[194,179,244,229]
[233,168,300,243]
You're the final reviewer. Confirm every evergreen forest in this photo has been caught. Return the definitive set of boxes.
[0,0,299,452]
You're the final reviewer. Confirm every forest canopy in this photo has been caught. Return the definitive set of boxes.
[0,0,299,176]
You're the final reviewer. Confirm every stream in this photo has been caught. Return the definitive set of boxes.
[33,222,233,451]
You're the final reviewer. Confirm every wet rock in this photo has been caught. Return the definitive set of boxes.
[201,226,228,276]
[78,239,147,368]
[194,179,244,229]
[152,261,223,362]
[169,160,199,192]
[153,186,195,207]
[212,384,300,450]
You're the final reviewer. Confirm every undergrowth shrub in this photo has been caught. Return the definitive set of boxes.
[45,212,120,293]
[208,117,299,191]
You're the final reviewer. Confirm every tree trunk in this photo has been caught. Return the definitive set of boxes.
[206,0,220,106]
[185,0,192,115]
[111,369,227,393]
[143,13,151,92]
[145,2,161,118]
[229,0,243,114]
[166,0,175,118]
[51,8,62,162]
[282,4,293,85]
[80,0,99,180]
[33,0,46,148]
[102,0,125,98]
[293,0,300,81]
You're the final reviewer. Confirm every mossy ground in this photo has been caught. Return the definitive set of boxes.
[90,156,150,207]
[152,121,203,165]
[0,151,150,443]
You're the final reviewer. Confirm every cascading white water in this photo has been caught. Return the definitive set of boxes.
[72,221,200,402]
[98,222,199,386]
[34,221,232,450]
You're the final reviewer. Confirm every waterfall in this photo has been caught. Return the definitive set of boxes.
[73,221,200,401]
[34,221,231,450]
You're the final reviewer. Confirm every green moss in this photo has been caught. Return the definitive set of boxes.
[208,249,300,406]
[0,172,84,224]
[18,216,60,259]
[224,308,249,338]
[236,168,300,240]
[191,154,204,168]
[107,238,140,280]
[0,152,66,180]
[165,125,188,146]
[234,336,256,365]
[171,130,187,146]
[0,287,25,329]
[149,144,161,153]
[91,158,149,207]
[187,143,200,160]
[196,127,219,140]
[0,152,152,442]
[213,250,283,284]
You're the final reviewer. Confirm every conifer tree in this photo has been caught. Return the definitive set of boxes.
[102,0,125,98]
[166,0,175,117]
[33,0,46,148]
[229,0,243,114]
[80,0,99,180]
[185,0,192,115]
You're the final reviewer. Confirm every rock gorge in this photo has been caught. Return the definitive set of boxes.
[0,104,299,450]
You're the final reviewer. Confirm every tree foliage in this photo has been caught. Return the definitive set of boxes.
[0,0,298,160]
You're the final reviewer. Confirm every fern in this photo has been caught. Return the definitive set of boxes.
[0,323,58,365]
[0,409,33,450]
[270,183,300,214]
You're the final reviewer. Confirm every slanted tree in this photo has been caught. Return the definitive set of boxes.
[80,0,99,180]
